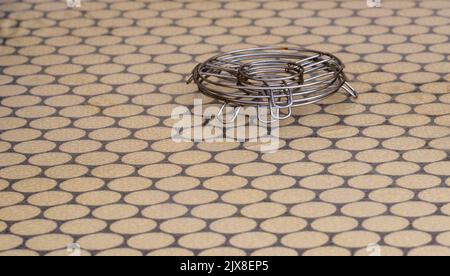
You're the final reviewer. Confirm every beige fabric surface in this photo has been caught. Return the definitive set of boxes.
[0,0,450,256]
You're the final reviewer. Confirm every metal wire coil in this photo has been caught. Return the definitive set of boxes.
[188,47,358,123]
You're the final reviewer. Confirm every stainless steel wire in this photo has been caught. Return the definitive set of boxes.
[188,47,358,123]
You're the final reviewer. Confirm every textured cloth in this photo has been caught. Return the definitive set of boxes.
[0,0,450,256]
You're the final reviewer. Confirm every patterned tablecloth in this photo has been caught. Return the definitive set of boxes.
[0,0,449,256]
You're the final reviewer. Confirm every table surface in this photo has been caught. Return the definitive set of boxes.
[0,0,449,256]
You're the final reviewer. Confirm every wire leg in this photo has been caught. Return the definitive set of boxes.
[342,82,358,98]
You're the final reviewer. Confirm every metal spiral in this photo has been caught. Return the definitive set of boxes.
[188,47,358,123]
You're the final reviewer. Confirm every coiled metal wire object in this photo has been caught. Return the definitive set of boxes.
[188,47,358,123]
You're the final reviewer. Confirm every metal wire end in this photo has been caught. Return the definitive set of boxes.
[189,47,357,123]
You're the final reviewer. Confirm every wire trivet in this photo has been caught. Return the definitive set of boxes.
[188,47,357,123]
